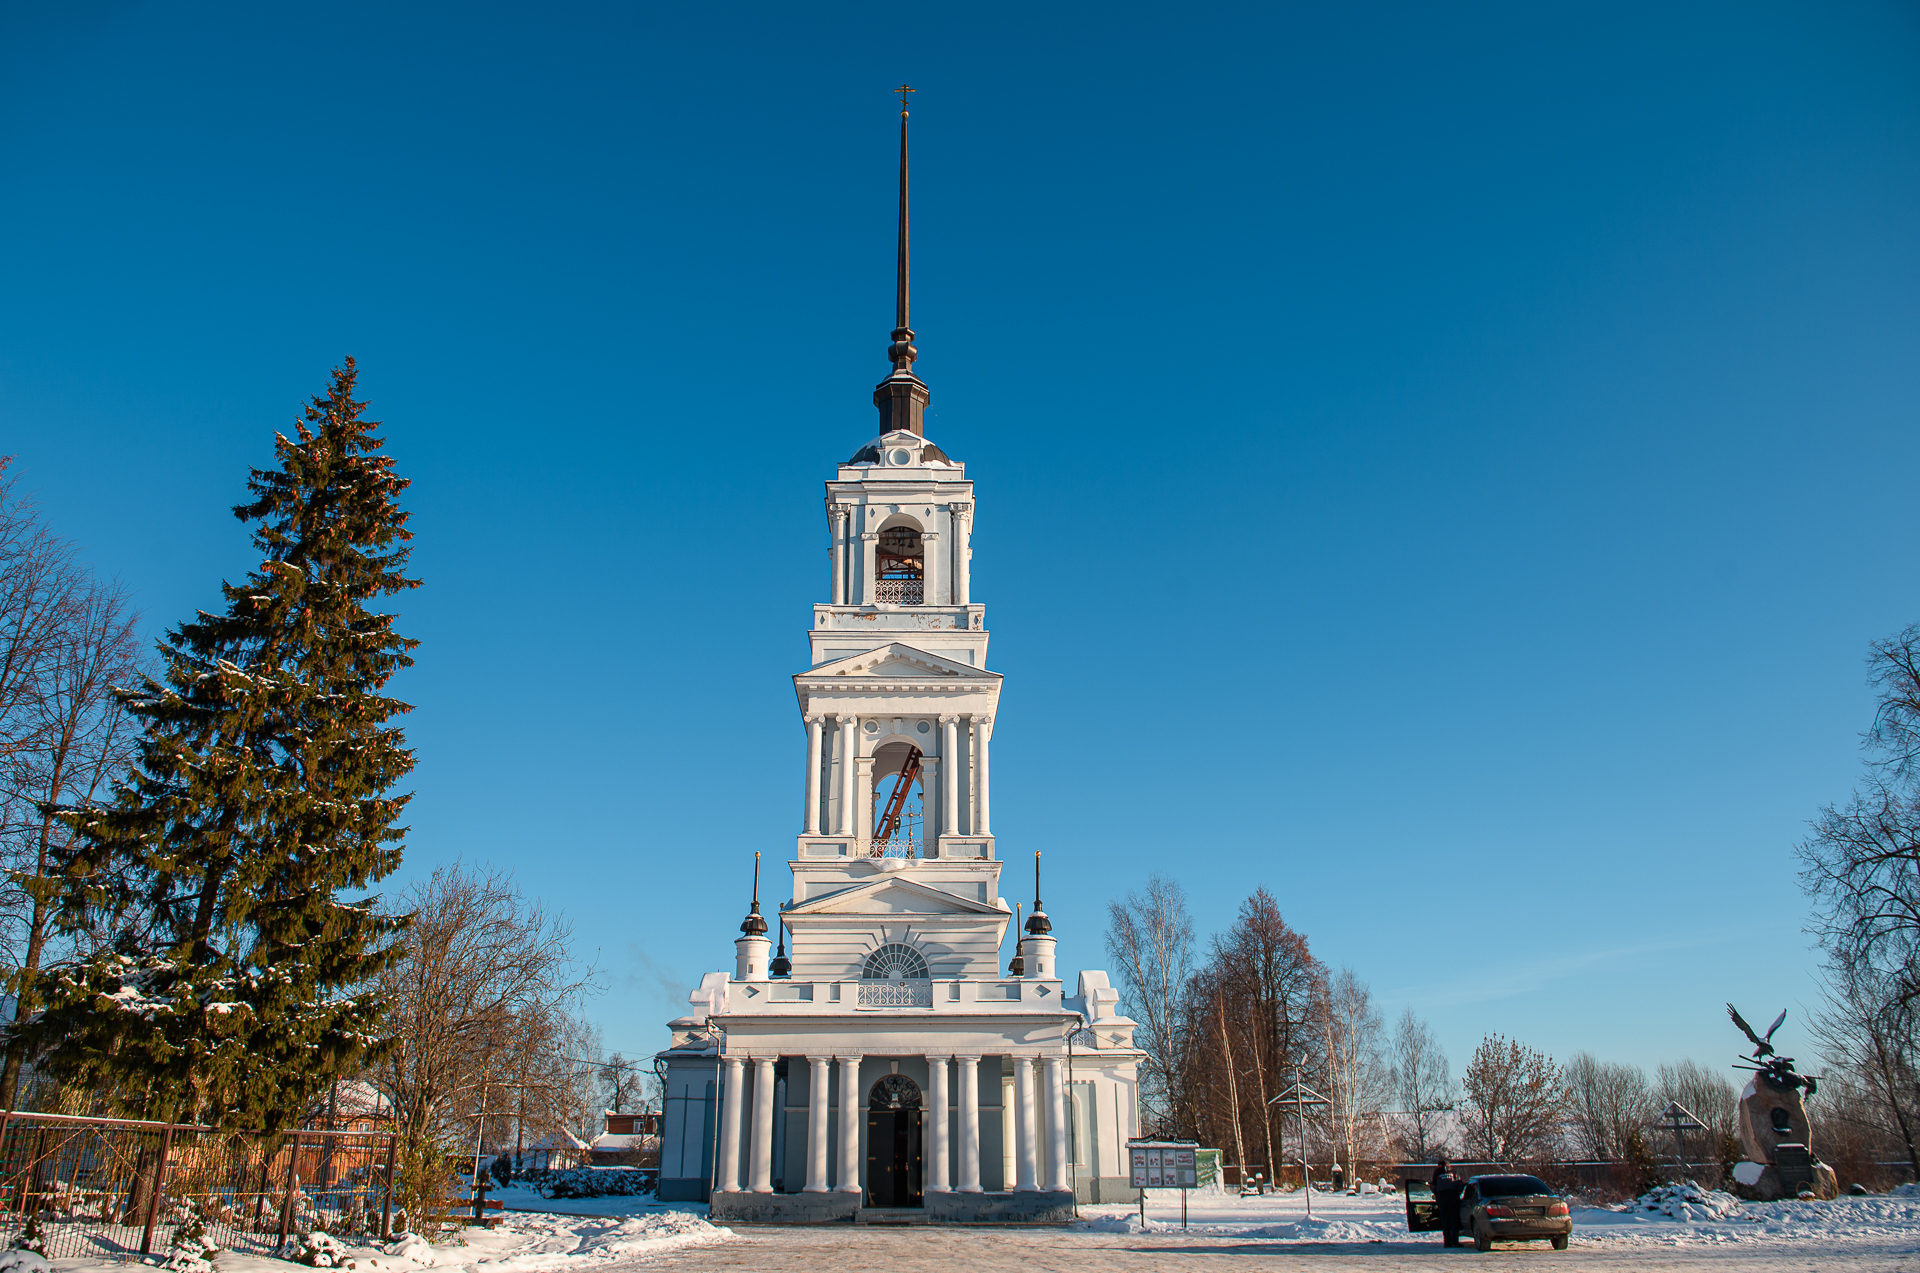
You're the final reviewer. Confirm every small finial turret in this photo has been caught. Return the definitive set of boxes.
[1009,901,1026,977]
[770,910,791,978]
[1025,850,1051,934]
[740,852,768,936]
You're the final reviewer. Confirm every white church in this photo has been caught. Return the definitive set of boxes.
[653,98,1142,1222]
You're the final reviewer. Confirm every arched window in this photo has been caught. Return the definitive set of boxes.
[862,943,929,982]
[875,526,924,604]
[869,1074,922,1110]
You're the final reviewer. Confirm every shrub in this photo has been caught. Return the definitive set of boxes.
[538,1168,650,1200]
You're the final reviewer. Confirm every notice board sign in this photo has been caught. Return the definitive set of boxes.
[1127,1140,1199,1189]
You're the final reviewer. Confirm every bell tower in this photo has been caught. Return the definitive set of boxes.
[788,86,1005,945]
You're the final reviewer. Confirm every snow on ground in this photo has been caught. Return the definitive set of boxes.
[1077,1182,1920,1251]
[48,1208,729,1273]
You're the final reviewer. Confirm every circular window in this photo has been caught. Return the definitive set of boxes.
[862,942,929,981]
[916,720,930,734]
[890,449,912,465]
[864,719,880,733]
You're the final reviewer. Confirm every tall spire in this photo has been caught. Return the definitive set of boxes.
[874,84,930,437]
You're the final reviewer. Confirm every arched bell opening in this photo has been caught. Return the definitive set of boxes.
[866,1073,924,1207]
[874,522,924,605]
[871,740,925,857]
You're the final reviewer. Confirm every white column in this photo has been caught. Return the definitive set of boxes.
[924,1055,951,1193]
[950,503,971,606]
[836,1055,863,1193]
[718,1057,746,1192]
[976,716,992,837]
[804,716,823,834]
[805,1056,832,1192]
[1043,1057,1070,1192]
[748,1057,776,1192]
[836,716,858,835]
[920,756,941,849]
[1013,1056,1038,1191]
[860,530,879,604]
[940,716,960,841]
[830,505,849,606]
[855,752,875,854]
[955,1055,981,1192]
[921,530,942,606]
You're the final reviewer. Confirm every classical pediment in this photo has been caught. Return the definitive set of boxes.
[785,875,1006,917]
[797,642,1001,684]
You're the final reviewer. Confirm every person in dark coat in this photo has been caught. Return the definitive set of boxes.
[1430,1158,1466,1248]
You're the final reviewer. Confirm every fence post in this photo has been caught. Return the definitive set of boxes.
[140,1124,176,1256]
[0,1113,12,1219]
[379,1133,398,1240]
[276,1133,302,1249]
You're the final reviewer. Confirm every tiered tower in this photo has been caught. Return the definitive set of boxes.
[654,91,1138,1219]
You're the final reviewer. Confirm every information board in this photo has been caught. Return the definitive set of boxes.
[1127,1141,1199,1189]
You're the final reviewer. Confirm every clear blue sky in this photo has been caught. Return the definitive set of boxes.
[3,1,1917,1087]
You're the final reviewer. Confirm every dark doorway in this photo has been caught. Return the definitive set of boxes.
[865,1074,923,1207]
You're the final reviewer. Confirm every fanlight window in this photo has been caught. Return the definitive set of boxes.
[869,1074,922,1110]
[862,943,929,982]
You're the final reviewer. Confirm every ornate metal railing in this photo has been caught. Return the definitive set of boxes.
[873,579,923,605]
[858,979,933,1008]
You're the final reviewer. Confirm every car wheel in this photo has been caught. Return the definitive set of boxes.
[1551,1234,1569,1251]
[1474,1224,1492,1252]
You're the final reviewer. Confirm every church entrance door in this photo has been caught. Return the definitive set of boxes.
[865,1074,923,1207]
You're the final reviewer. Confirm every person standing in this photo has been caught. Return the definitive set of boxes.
[1430,1157,1466,1248]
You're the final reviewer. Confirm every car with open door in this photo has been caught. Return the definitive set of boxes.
[1461,1174,1572,1251]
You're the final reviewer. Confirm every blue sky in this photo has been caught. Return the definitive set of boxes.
[3,1,1917,1085]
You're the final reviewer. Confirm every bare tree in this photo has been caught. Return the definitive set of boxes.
[370,863,598,1219]
[1389,1007,1455,1161]
[1798,625,1920,1181]
[1810,960,1920,1181]
[1104,875,1193,1133]
[1562,1053,1650,1162]
[0,462,146,1111]
[601,1050,649,1116]
[1462,1034,1563,1165]
[1322,968,1391,1178]
[0,461,79,771]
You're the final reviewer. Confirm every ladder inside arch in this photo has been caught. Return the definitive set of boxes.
[872,745,923,853]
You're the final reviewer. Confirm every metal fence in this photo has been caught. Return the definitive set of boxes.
[0,1111,396,1261]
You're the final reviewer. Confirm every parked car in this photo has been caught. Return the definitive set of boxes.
[1461,1175,1571,1251]
[1404,1173,1572,1251]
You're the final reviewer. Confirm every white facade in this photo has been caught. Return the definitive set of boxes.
[655,423,1142,1219]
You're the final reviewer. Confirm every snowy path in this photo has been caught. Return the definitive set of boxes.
[625,1223,1915,1272]
[620,1189,1920,1272]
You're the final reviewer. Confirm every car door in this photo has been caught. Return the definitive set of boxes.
[1459,1184,1479,1231]
[1405,1180,1441,1232]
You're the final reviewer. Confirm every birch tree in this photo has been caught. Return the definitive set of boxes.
[1321,968,1391,1177]
[1104,875,1193,1133]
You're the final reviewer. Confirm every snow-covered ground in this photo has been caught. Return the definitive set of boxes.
[1077,1180,1920,1251]
[49,1209,728,1273]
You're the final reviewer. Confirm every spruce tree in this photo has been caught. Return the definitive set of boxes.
[28,359,417,1126]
